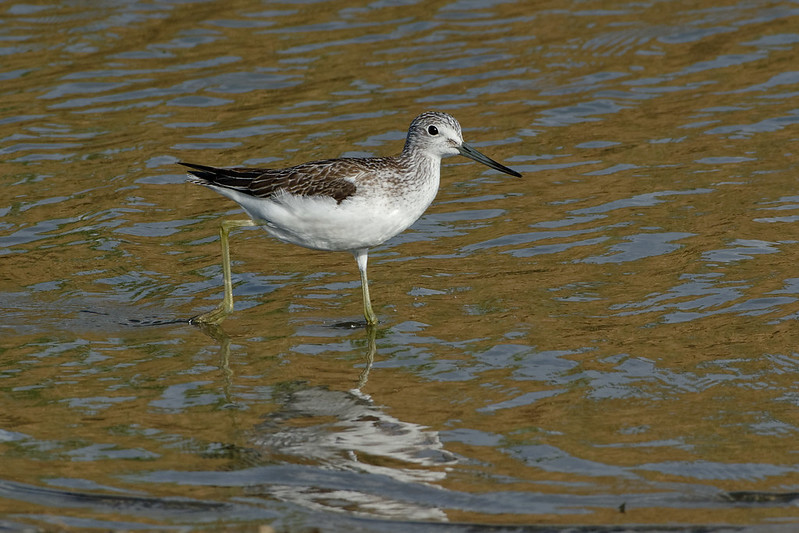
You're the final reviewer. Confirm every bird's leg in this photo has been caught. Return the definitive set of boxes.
[190,218,256,326]
[353,249,378,326]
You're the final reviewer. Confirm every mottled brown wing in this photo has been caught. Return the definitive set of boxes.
[180,160,358,204]
[245,159,365,204]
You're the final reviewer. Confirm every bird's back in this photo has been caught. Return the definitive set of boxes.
[181,160,358,204]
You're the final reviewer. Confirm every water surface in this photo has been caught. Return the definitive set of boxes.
[2,0,799,530]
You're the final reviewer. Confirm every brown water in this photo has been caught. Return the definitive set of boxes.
[2,0,799,531]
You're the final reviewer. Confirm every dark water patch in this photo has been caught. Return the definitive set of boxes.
[0,479,274,527]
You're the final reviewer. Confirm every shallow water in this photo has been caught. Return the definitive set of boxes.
[2,0,799,531]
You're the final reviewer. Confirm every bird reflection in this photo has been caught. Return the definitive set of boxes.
[202,324,457,520]
[248,338,457,519]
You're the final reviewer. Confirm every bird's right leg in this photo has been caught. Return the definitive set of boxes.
[353,249,378,327]
[190,218,256,326]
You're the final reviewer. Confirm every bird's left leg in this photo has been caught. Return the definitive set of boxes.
[190,218,256,326]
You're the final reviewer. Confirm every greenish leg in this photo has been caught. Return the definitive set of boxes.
[353,249,378,326]
[191,219,256,326]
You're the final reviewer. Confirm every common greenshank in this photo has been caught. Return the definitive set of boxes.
[182,111,521,327]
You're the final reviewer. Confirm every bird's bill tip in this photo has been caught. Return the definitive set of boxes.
[458,143,522,177]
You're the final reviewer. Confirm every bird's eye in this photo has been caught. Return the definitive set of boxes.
[427,125,438,136]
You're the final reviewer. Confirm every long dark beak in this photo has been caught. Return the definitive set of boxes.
[458,142,522,177]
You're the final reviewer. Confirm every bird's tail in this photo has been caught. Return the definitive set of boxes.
[180,161,263,191]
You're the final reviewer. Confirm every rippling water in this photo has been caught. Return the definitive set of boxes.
[2,0,799,531]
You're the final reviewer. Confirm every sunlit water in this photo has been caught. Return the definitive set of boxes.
[2,0,799,531]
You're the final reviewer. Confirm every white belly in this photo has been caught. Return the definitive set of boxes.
[212,183,439,252]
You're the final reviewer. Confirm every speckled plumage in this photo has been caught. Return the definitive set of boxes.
[182,160,358,204]
[182,111,521,326]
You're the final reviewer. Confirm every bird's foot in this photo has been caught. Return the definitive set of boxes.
[189,303,230,327]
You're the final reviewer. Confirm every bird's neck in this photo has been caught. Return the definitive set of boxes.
[398,148,440,173]
[393,150,441,193]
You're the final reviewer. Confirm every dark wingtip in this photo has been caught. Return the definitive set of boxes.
[179,161,224,184]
